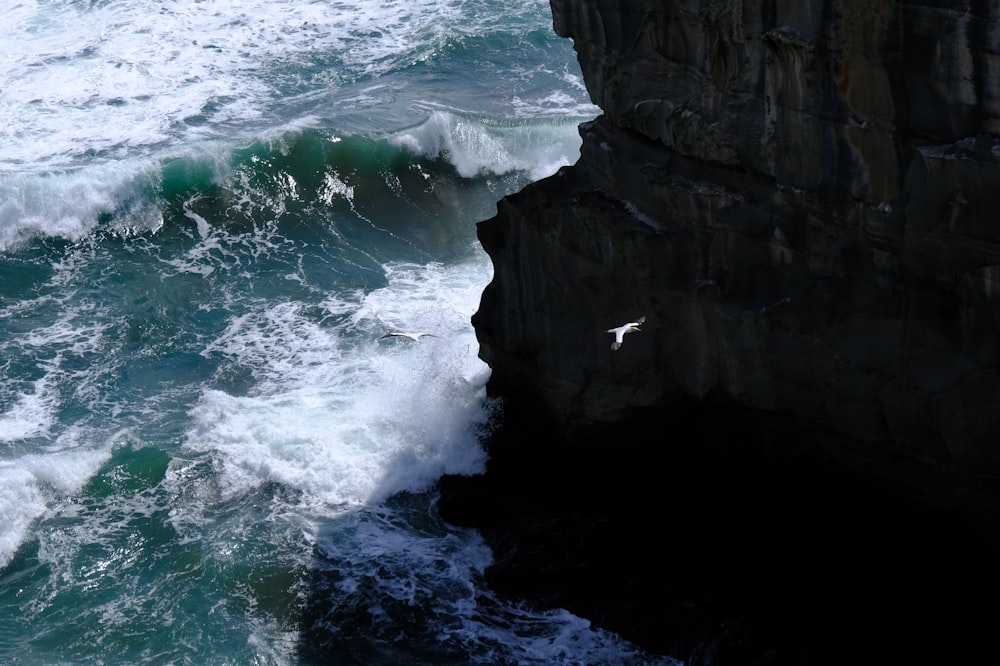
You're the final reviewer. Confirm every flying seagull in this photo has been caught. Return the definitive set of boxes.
[378,332,440,342]
[606,316,645,350]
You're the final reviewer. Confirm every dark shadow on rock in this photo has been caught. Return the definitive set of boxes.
[438,397,1000,665]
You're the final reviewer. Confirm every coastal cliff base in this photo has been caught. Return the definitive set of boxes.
[438,401,1000,664]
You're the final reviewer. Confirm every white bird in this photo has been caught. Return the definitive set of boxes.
[606,316,645,350]
[378,332,440,342]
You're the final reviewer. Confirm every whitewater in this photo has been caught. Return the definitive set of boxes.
[0,1,676,663]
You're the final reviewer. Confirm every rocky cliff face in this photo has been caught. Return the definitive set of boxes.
[474,0,1000,482]
[442,2,1000,661]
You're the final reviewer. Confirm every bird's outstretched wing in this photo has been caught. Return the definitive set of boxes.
[606,316,645,350]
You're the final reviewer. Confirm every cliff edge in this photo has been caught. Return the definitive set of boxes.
[440,1,1000,663]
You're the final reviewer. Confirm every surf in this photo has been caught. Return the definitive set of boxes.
[0,1,683,663]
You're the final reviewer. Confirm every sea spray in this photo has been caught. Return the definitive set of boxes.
[0,1,682,663]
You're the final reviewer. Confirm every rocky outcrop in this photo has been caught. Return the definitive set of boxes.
[440,1,1000,663]
[475,0,1000,483]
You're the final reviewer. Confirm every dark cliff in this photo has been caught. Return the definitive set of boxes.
[479,0,1000,486]
[440,1,1000,663]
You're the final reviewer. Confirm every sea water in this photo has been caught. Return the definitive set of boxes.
[0,1,675,663]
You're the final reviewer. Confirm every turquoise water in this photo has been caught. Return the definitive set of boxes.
[0,1,674,663]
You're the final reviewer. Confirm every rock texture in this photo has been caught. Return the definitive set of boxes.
[440,1,1000,664]
[475,0,1000,486]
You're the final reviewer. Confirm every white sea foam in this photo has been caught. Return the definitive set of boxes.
[0,3,643,663]
[0,161,165,250]
[0,244,124,569]
[390,110,585,180]
[1,0,595,248]
[1,281,115,419]
[0,0,464,171]
[0,466,45,570]
[0,378,57,443]
[184,254,492,508]
[511,89,599,118]
[0,444,111,569]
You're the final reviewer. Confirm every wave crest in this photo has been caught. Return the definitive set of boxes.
[390,110,584,181]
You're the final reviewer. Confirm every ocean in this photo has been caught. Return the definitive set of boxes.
[0,1,675,664]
